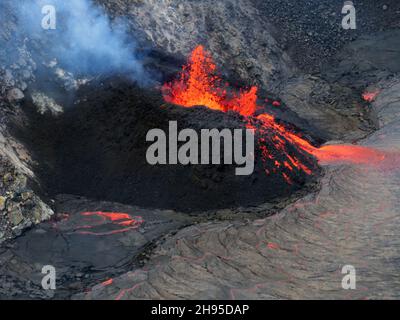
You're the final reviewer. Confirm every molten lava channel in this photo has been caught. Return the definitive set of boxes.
[75,211,144,236]
[162,45,388,172]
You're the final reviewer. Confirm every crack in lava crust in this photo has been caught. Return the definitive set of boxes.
[65,211,144,236]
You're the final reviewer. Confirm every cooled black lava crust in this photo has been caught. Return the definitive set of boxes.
[20,76,320,212]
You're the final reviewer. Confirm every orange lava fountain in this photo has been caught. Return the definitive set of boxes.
[162,45,257,116]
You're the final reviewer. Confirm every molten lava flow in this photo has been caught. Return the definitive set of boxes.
[255,114,313,175]
[362,90,380,102]
[311,145,387,165]
[81,212,137,225]
[272,101,281,107]
[267,242,280,250]
[162,45,388,180]
[101,278,114,286]
[75,211,144,236]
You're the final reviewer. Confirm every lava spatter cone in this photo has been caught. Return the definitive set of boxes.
[163,45,319,184]
[27,47,321,212]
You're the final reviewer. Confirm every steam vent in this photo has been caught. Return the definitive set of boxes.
[1,0,400,304]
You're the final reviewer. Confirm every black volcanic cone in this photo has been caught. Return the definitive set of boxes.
[24,76,320,212]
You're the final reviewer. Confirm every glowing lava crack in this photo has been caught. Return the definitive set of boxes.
[61,211,145,236]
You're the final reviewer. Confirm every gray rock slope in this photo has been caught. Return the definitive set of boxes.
[0,1,53,244]
[100,0,296,93]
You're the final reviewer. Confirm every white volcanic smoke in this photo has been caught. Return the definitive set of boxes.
[12,0,146,81]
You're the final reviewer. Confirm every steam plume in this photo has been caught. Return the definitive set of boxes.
[12,0,146,81]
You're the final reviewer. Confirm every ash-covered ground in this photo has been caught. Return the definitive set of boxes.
[1,0,400,299]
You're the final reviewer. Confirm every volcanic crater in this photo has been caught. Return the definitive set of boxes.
[2,0,400,301]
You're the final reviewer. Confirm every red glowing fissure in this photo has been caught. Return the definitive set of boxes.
[75,211,144,236]
[101,278,113,286]
[362,90,380,102]
[162,45,388,170]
